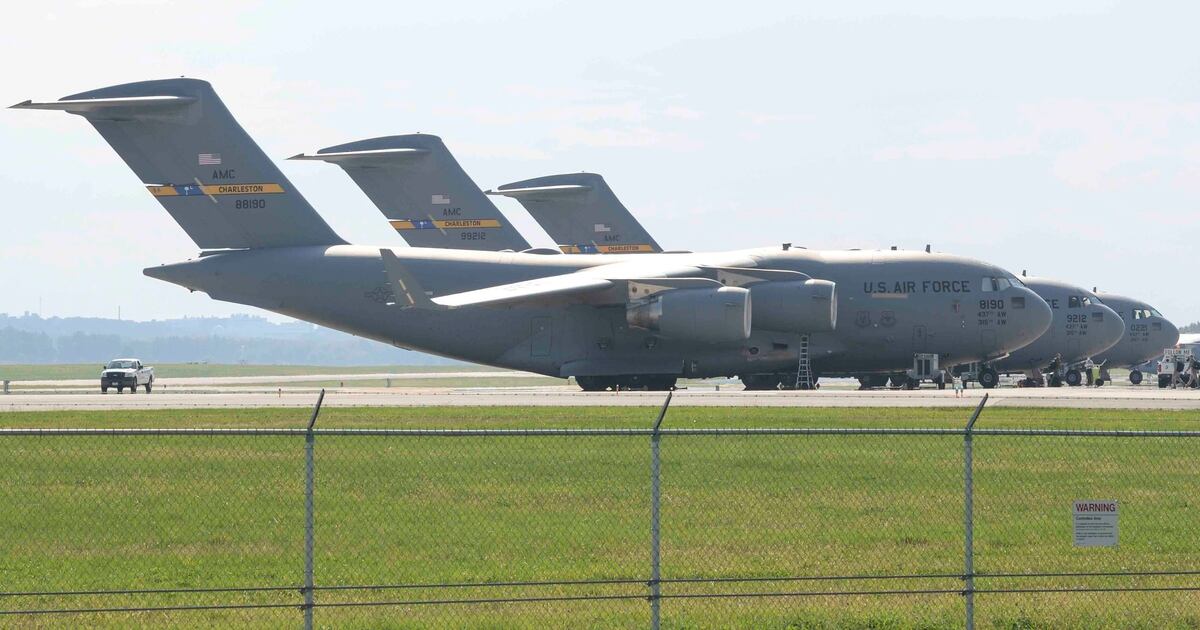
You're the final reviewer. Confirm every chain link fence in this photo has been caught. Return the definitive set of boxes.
[1,394,1199,628]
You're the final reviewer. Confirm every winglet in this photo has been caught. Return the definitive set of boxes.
[380,249,440,309]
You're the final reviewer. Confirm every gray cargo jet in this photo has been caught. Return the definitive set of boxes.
[487,173,663,254]
[13,79,1052,391]
[1092,292,1179,385]
[290,135,530,251]
[988,277,1123,387]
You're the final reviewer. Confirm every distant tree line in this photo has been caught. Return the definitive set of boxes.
[0,327,451,366]
[1179,322,1200,334]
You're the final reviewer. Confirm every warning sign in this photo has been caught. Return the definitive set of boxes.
[1073,500,1118,547]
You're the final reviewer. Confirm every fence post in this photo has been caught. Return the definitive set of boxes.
[303,389,324,630]
[963,393,987,630]
[649,391,672,630]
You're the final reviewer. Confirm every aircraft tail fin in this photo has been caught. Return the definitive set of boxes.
[12,78,344,250]
[487,173,661,254]
[291,135,530,252]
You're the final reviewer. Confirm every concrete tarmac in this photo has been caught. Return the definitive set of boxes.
[4,383,1200,411]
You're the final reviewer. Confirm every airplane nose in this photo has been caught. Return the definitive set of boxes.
[1024,288,1052,338]
[1006,287,1052,348]
[1160,318,1181,349]
[1093,304,1125,356]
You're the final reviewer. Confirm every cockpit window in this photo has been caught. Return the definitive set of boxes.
[1082,296,1091,306]
[981,277,1012,292]
[1133,309,1153,320]
[1150,308,1163,318]
[1068,296,1081,308]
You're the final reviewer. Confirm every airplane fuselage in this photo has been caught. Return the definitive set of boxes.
[146,245,1051,379]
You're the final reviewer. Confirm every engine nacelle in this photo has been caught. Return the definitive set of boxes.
[627,286,751,344]
[749,279,837,333]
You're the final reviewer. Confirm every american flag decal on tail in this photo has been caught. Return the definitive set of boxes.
[198,153,222,165]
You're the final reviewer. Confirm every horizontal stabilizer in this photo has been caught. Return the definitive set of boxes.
[486,184,590,199]
[289,147,428,166]
[11,95,195,116]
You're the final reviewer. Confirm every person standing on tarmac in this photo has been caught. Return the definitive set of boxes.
[953,373,964,398]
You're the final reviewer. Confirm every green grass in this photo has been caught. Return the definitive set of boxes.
[0,363,491,381]
[1,406,1199,628]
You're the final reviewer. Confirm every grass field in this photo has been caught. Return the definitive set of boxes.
[2,406,1199,628]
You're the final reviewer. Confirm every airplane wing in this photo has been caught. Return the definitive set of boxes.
[432,273,616,308]
[432,274,725,308]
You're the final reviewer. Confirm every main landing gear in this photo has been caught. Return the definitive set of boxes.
[576,375,677,392]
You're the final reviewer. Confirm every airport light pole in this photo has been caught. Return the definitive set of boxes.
[303,389,324,630]
[649,391,672,630]
[963,393,988,630]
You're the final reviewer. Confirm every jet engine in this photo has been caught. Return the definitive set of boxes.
[748,279,837,333]
[627,286,751,344]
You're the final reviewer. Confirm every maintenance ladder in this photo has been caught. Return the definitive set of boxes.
[794,334,813,390]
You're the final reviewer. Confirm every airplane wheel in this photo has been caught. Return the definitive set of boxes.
[576,376,609,392]
[1159,374,1171,388]
[1129,370,1143,386]
[857,374,889,389]
[741,374,779,390]
[644,376,677,391]
[1065,369,1082,387]
[1095,379,1105,387]
[978,368,999,389]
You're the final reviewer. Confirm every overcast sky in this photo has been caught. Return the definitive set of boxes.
[1,1,1197,324]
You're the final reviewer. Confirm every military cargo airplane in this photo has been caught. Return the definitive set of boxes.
[988,277,1124,387]
[1091,292,1180,385]
[14,78,1052,391]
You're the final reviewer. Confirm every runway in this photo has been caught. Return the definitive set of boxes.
[4,382,1200,411]
[12,370,542,388]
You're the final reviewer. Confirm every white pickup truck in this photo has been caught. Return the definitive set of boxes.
[101,358,154,394]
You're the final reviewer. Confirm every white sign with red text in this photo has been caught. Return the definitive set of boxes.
[1073,500,1118,547]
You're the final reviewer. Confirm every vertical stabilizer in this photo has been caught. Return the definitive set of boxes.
[488,173,661,254]
[291,135,530,251]
[12,78,344,250]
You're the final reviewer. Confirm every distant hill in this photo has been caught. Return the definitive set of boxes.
[0,313,460,366]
